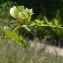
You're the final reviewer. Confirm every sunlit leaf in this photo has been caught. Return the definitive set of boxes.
[44,17,49,24]
[35,19,44,25]
[44,17,52,26]
[53,19,59,26]
[3,28,28,48]
[4,29,11,38]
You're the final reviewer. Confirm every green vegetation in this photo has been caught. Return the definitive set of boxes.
[0,0,17,20]
[0,0,63,63]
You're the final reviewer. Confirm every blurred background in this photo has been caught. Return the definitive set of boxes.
[0,0,63,63]
[0,0,63,46]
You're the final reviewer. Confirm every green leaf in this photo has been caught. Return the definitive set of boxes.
[44,17,49,24]
[24,26,31,32]
[32,22,36,25]
[19,36,28,48]
[48,22,52,26]
[4,29,11,38]
[11,31,19,41]
[4,29,28,48]
[35,19,44,25]
[44,17,52,26]
[53,19,59,26]
[56,10,61,24]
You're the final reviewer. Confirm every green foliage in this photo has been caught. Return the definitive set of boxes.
[24,25,31,32]
[44,17,52,25]
[53,19,61,27]
[0,0,62,21]
[56,10,61,23]
[0,5,63,48]
[0,1,17,20]
[0,25,28,48]
[0,3,63,63]
[52,28,63,38]
[35,19,44,25]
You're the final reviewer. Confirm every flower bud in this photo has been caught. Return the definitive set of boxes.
[10,6,17,18]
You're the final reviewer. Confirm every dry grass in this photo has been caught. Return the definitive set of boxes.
[0,39,63,63]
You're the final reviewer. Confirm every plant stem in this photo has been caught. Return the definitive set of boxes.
[21,24,63,29]
[12,22,24,32]
[12,24,21,32]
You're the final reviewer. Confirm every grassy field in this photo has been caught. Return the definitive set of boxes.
[0,39,63,63]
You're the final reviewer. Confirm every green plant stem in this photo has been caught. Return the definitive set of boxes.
[12,21,24,32]
[21,24,63,29]
[0,24,63,42]
[12,24,21,32]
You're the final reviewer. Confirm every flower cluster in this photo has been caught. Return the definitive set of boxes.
[10,6,33,22]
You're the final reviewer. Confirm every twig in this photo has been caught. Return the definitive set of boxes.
[21,24,63,29]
